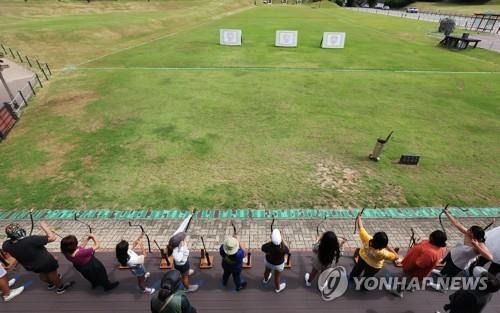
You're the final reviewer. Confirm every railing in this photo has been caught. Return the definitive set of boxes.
[5,73,43,118]
[0,42,52,81]
[345,7,500,34]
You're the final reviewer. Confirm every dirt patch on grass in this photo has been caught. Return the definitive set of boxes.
[48,91,99,117]
[24,138,74,181]
[312,159,408,208]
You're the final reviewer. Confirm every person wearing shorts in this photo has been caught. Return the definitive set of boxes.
[168,232,198,292]
[261,229,289,293]
[0,258,24,302]
[116,231,155,295]
[305,231,344,286]
[2,222,73,295]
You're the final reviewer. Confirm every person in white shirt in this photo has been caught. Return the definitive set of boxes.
[469,226,500,276]
[116,232,155,295]
[168,232,198,292]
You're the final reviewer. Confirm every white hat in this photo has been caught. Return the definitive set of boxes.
[271,229,282,246]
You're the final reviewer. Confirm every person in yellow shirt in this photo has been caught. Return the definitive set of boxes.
[349,214,399,285]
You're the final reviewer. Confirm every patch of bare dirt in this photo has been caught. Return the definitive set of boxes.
[47,91,99,117]
[312,159,408,208]
[23,138,74,181]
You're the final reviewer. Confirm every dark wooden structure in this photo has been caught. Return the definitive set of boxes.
[440,34,481,50]
[0,103,17,142]
[2,252,500,312]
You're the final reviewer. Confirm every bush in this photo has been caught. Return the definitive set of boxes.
[333,0,344,6]
[385,0,413,8]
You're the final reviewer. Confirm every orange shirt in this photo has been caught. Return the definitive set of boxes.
[402,240,446,280]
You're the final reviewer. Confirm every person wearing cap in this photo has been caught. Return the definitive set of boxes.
[2,222,73,295]
[151,270,197,313]
[261,229,289,293]
[389,230,447,298]
[468,226,500,276]
[428,208,492,291]
[0,252,24,302]
[219,236,247,291]
[167,232,198,292]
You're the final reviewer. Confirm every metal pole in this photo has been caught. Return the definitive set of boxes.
[16,51,23,63]
[35,73,43,88]
[45,63,52,76]
[28,81,36,95]
[36,59,42,71]
[25,55,32,67]
[0,44,6,54]
[18,90,28,107]
[9,48,15,59]
[40,67,49,80]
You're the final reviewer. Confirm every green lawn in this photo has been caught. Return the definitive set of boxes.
[411,0,500,14]
[0,2,499,209]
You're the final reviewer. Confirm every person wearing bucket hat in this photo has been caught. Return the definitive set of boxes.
[167,232,198,292]
[150,269,197,313]
[2,222,73,295]
[261,229,289,293]
[429,208,492,291]
[219,236,247,291]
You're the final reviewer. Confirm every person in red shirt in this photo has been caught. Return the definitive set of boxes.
[390,230,447,297]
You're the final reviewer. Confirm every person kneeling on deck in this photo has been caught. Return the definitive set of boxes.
[349,215,399,289]
[220,236,247,291]
[61,234,119,291]
[0,253,24,302]
[468,226,500,277]
[167,232,198,292]
[390,230,447,298]
[151,270,197,313]
[304,231,343,287]
[2,222,73,294]
[262,229,289,293]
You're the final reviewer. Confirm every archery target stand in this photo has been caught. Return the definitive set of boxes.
[220,29,242,46]
[159,256,174,270]
[199,249,214,269]
[242,252,253,269]
[275,30,298,47]
[321,32,346,49]
[284,253,292,269]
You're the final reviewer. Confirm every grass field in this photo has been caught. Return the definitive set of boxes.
[0,1,499,209]
[411,0,500,15]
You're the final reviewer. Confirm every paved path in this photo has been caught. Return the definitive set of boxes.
[1,216,495,252]
[345,7,500,53]
[2,252,499,313]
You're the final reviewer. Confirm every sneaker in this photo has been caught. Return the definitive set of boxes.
[187,284,199,293]
[188,269,195,276]
[427,282,444,293]
[104,281,120,291]
[3,286,24,302]
[144,272,151,281]
[304,273,311,287]
[0,279,16,295]
[236,281,247,292]
[263,272,272,284]
[388,289,403,298]
[56,281,74,295]
[275,282,286,293]
[143,287,155,295]
[48,274,63,290]
[431,269,442,276]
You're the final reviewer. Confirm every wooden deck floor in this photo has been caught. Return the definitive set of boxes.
[2,252,499,313]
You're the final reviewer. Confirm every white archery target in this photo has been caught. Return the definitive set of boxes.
[220,29,242,46]
[275,30,298,47]
[321,32,346,49]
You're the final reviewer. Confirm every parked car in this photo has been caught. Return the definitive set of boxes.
[362,3,369,8]
[406,7,419,13]
[382,5,390,10]
[374,3,384,9]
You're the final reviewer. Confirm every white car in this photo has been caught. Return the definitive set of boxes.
[406,7,419,13]
[374,3,384,9]
[382,5,390,10]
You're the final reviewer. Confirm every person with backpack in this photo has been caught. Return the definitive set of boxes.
[167,232,198,292]
[61,234,119,291]
[262,229,290,293]
[429,208,492,291]
[151,270,197,313]
[2,222,73,294]
[219,236,247,291]
[349,215,399,287]
[0,253,24,302]
[115,231,155,295]
[304,231,342,287]
[436,267,500,313]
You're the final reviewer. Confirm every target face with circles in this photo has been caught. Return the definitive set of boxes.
[276,30,298,47]
[220,29,242,46]
[321,32,346,49]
